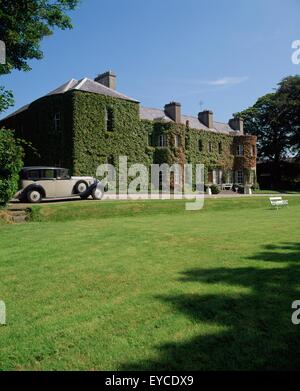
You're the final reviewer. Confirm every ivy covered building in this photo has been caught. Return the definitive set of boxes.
[0,71,257,187]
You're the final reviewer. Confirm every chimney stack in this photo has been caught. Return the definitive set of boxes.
[164,102,181,124]
[95,71,116,90]
[198,110,213,129]
[229,117,244,134]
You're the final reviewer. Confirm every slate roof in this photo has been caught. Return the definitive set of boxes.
[140,107,239,135]
[3,103,30,119]
[1,78,138,120]
[1,76,240,135]
[72,78,139,103]
[139,107,172,123]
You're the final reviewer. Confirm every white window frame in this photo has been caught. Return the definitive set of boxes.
[54,112,61,132]
[174,134,180,148]
[158,134,167,147]
[213,169,222,185]
[236,170,244,184]
[236,144,244,156]
[226,170,233,183]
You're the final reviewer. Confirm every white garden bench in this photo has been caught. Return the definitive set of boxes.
[269,197,289,209]
[221,183,233,190]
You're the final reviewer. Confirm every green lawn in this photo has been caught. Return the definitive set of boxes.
[254,189,300,194]
[0,197,300,370]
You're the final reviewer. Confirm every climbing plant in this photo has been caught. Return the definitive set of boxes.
[0,90,257,187]
[0,128,23,206]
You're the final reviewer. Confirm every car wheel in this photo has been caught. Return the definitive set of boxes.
[92,187,103,200]
[27,189,42,203]
[75,181,88,194]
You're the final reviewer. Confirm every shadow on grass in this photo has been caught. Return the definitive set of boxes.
[121,243,300,370]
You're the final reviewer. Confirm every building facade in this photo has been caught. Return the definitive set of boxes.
[0,71,257,188]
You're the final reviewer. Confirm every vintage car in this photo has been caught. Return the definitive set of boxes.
[15,167,103,203]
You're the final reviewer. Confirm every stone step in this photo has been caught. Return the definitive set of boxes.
[7,206,29,212]
[8,211,27,217]
[5,208,29,224]
[12,215,27,224]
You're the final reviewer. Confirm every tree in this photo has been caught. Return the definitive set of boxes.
[0,0,79,74]
[235,76,300,185]
[277,76,300,155]
[0,0,79,113]
[0,86,13,113]
[0,128,24,206]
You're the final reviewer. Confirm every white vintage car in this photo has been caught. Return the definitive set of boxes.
[15,167,103,203]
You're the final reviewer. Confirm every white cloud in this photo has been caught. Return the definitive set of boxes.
[207,76,249,86]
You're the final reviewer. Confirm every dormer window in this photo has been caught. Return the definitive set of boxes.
[105,107,114,132]
[54,112,61,132]
[236,144,244,156]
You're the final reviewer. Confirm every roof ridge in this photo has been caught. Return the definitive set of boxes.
[214,120,229,125]
[74,77,88,90]
[77,78,138,102]
[62,78,77,92]
[141,106,165,111]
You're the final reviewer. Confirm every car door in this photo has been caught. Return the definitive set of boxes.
[38,169,56,198]
[55,169,73,197]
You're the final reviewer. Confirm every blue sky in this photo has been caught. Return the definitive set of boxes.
[1,0,300,122]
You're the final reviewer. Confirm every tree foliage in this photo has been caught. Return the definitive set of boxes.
[235,76,300,163]
[0,0,79,74]
[0,86,13,113]
[0,128,24,206]
[277,76,300,154]
[0,0,79,113]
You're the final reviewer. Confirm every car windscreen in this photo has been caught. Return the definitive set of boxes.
[56,169,70,180]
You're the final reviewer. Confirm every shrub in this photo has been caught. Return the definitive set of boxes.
[210,184,220,194]
[233,184,244,193]
[237,185,245,194]
[252,182,260,191]
[0,128,24,207]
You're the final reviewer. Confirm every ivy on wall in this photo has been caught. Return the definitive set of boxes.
[0,93,74,168]
[0,91,257,185]
[72,92,151,176]
[233,135,257,171]
[185,127,235,182]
